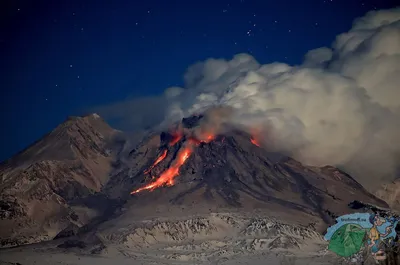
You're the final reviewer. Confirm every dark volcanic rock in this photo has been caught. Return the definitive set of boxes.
[119,129,388,226]
[57,239,86,249]
[182,115,203,128]
[0,199,25,219]
[53,224,80,240]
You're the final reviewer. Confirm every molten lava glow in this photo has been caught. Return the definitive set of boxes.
[187,133,215,146]
[131,147,193,194]
[202,133,215,143]
[250,137,260,147]
[144,149,168,174]
[131,129,216,195]
[169,132,183,146]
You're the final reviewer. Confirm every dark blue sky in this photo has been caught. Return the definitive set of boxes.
[0,0,398,161]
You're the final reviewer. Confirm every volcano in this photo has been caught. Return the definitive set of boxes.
[104,114,387,223]
[0,113,392,265]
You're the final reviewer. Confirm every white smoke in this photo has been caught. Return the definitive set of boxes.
[162,8,400,188]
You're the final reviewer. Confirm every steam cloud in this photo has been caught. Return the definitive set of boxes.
[99,8,400,188]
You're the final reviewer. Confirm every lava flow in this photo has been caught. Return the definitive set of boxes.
[250,137,261,147]
[131,146,193,194]
[144,149,168,174]
[169,131,183,146]
[131,129,216,194]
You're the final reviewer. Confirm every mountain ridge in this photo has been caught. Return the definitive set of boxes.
[0,114,118,247]
[0,113,393,253]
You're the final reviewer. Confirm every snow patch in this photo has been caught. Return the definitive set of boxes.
[92,113,101,119]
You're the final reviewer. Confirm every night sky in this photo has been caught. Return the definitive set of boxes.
[0,0,398,162]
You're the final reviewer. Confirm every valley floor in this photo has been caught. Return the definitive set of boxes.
[0,212,349,265]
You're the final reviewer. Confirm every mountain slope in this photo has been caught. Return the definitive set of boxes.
[62,114,388,264]
[0,114,118,247]
[107,132,387,215]
[98,115,388,246]
[0,112,391,264]
[375,179,400,212]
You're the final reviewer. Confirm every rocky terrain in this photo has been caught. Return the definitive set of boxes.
[0,212,345,265]
[0,114,118,247]
[0,113,397,265]
[375,179,400,212]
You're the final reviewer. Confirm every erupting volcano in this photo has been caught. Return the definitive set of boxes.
[0,112,391,265]
[131,117,218,194]
[125,113,386,226]
[130,127,258,195]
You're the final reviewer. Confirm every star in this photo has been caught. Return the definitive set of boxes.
[69,65,73,68]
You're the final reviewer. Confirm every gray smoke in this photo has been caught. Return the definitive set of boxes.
[93,8,400,188]
[160,8,400,188]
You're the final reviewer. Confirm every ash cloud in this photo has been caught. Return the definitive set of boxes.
[94,8,400,188]
[161,8,400,188]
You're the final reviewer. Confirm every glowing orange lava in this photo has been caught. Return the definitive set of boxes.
[169,132,183,146]
[250,137,260,147]
[202,133,215,143]
[188,133,215,146]
[131,146,193,194]
[132,129,216,194]
[144,149,168,174]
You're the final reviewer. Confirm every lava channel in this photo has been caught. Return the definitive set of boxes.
[131,146,193,194]
[250,137,260,147]
[169,131,183,146]
[144,149,168,174]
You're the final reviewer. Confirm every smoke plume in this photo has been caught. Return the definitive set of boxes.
[160,8,400,188]
[95,8,400,188]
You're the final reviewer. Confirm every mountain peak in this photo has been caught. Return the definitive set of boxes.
[0,114,119,247]
[1,113,115,167]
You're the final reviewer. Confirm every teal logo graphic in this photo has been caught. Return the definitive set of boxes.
[324,213,399,262]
